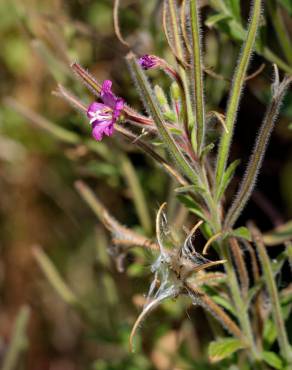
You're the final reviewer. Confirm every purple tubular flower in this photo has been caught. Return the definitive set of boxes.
[87,80,124,141]
[138,55,159,70]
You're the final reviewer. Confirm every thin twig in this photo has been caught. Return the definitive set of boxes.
[113,0,130,47]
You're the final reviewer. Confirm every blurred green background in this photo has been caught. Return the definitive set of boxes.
[0,0,292,369]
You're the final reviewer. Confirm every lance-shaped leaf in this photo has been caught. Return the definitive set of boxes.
[5,98,80,145]
[262,351,284,370]
[215,159,240,201]
[189,0,206,154]
[208,0,292,74]
[263,220,292,246]
[127,53,199,185]
[225,227,252,241]
[225,74,292,228]
[33,246,78,306]
[215,0,262,191]
[176,194,207,221]
[208,338,245,363]
[228,0,241,21]
[266,0,292,65]
[120,155,152,234]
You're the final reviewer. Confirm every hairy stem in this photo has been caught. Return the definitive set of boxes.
[250,224,292,365]
[224,75,292,228]
[127,53,199,185]
[215,0,262,190]
[186,283,245,340]
[189,0,206,154]
[166,0,195,149]
[221,242,260,361]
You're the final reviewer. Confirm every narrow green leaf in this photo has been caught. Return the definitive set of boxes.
[215,0,262,192]
[225,76,292,228]
[127,53,199,185]
[175,184,206,195]
[211,295,236,316]
[177,194,206,221]
[164,111,178,122]
[2,306,30,370]
[263,319,278,348]
[263,220,292,246]
[216,159,240,201]
[154,85,171,113]
[280,288,292,307]
[120,156,152,234]
[229,226,252,241]
[208,338,245,362]
[189,0,206,154]
[246,283,262,308]
[262,351,284,370]
[33,247,78,306]
[227,0,241,21]
[205,13,232,28]
[267,0,292,65]
[5,98,81,145]
[200,143,215,160]
[208,3,292,74]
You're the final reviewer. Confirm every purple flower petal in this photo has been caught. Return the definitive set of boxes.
[115,98,124,111]
[101,80,112,93]
[138,55,159,70]
[100,80,116,109]
[113,98,124,120]
[86,80,124,141]
[104,124,114,136]
[87,102,106,118]
[92,121,114,141]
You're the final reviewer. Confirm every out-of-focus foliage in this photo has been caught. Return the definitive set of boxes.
[0,0,291,369]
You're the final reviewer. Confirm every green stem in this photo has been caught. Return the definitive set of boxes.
[215,0,262,190]
[127,54,199,185]
[224,76,292,228]
[221,242,261,362]
[262,47,292,74]
[209,0,292,75]
[199,169,260,362]
[251,225,292,365]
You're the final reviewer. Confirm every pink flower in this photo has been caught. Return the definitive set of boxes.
[87,80,124,141]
